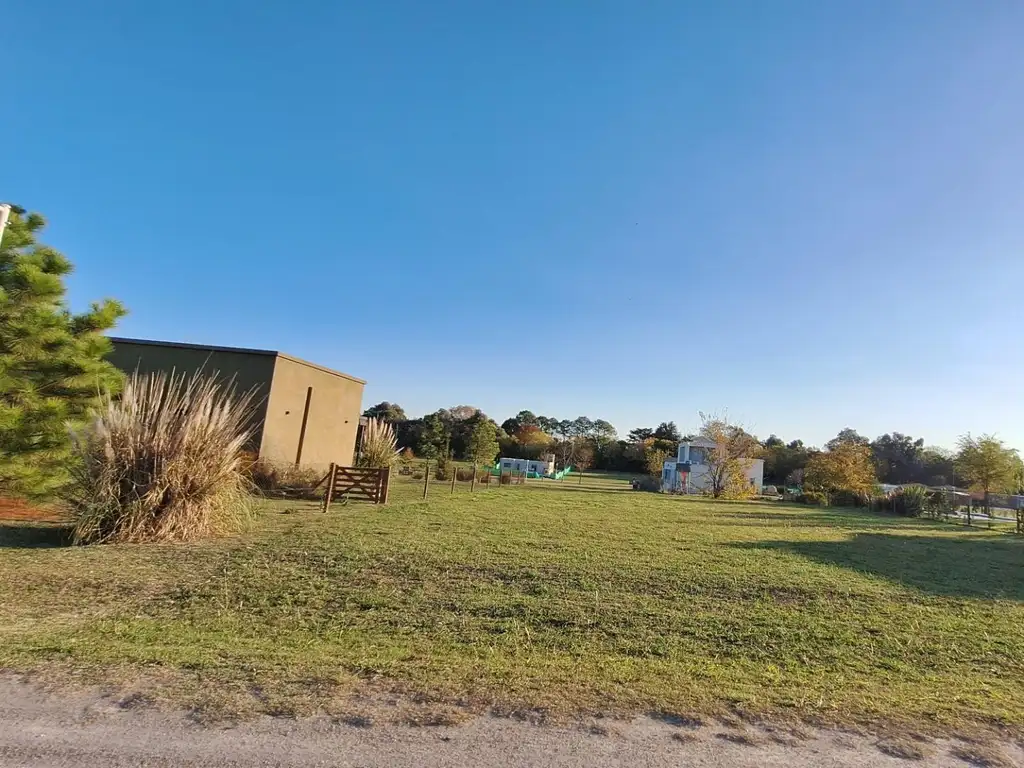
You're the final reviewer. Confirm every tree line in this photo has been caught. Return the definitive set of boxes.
[363,402,1024,497]
[363,402,687,474]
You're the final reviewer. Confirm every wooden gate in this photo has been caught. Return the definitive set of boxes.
[321,464,390,510]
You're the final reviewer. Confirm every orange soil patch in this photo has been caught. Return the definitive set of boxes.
[0,497,64,522]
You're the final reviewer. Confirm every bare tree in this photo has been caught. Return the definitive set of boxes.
[699,412,761,498]
[574,440,594,483]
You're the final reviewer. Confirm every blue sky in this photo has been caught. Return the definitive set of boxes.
[5,1,1023,449]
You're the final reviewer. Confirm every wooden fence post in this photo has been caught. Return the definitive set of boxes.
[322,463,336,512]
[451,464,457,494]
[379,466,391,504]
[423,461,429,499]
[471,464,477,492]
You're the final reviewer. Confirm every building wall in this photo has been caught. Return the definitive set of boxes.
[497,457,555,475]
[261,355,365,470]
[107,339,275,450]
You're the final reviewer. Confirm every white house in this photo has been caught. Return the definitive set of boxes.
[497,454,556,476]
[661,437,764,494]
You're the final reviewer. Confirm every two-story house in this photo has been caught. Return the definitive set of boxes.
[661,437,764,494]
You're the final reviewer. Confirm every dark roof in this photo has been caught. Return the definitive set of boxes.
[108,337,366,384]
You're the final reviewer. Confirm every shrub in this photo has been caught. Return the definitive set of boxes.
[926,489,954,518]
[411,470,425,481]
[435,458,450,481]
[456,467,477,482]
[247,458,324,499]
[358,417,400,468]
[889,486,928,517]
[66,371,255,544]
[795,491,827,506]
[831,489,870,508]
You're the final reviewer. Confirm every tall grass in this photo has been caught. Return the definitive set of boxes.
[246,457,324,499]
[357,417,400,468]
[67,371,256,544]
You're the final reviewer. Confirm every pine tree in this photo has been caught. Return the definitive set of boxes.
[0,205,127,499]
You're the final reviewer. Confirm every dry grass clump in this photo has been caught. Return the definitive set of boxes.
[67,371,255,543]
[357,417,400,468]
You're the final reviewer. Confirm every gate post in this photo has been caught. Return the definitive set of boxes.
[379,466,391,504]
[322,463,337,513]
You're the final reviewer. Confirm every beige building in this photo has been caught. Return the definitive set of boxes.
[107,337,365,470]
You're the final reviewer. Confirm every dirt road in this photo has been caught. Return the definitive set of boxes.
[1,677,1016,767]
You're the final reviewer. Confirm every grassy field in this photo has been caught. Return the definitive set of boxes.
[1,472,1022,733]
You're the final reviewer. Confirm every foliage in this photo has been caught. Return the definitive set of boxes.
[653,421,681,443]
[501,424,553,459]
[499,410,538,436]
[357,417,401,468]
[594,438,624,470]
[830,488,871,508]
[590,419,617,441]
[415,411,450,459]
[362,401,406,422]
[434,455,451,481]
[246,457,324,498]
[826,428,870,451]
[794,491,828,506]
[761,437,816,486]
[870,432,925,484]
[0,205,127,500]
[698,412,761,499]
[66,371,254,544]
[408,407,506,463]
[382,405,1019,488]
[515,424,552,445]
[644,447,668,476]
[628,427,654,442]
[888,486,928,518]
[925,489,956,518]
[804,442,877,500]
[919,446,955,487]
[466,419,500,465]
[955,434,1019,495]
[572,440,594,472]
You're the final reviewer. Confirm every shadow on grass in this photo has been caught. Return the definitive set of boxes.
[523,484,635,495]
[737,533,1024,600]
[0,522,74,549]
[714,509,936,530]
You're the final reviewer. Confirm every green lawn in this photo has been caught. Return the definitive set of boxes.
[2,475,1022,733]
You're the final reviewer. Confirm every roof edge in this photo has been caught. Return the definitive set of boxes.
[108,337,366,385]
[108,336,277,357]
[274,352,366,385]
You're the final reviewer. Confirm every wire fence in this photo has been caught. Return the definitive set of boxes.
[922,489,1023,534]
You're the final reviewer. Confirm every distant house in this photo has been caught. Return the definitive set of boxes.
[661,437,764,494]
[107,337,365,470]
[497,454,556,477]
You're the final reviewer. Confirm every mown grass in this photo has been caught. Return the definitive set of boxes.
[1,474,1022,733]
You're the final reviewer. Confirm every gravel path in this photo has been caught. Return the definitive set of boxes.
[1,677,1018,767]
